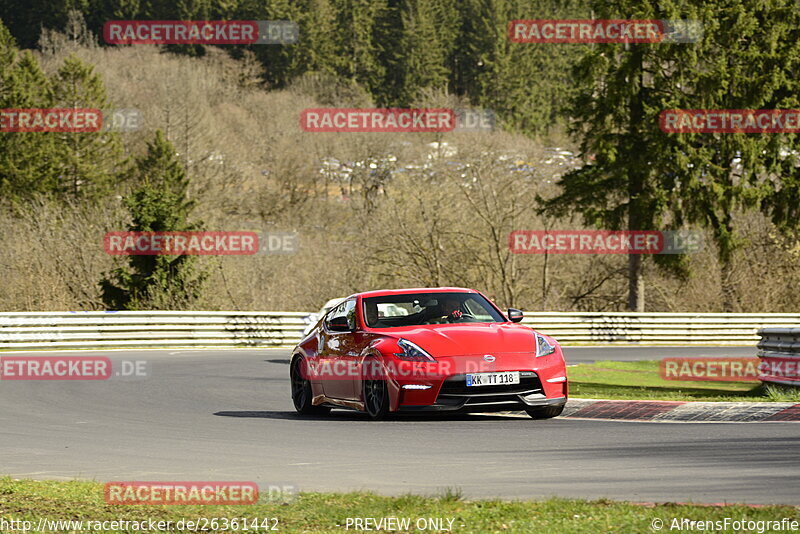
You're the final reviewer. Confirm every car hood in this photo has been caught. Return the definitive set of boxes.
[379,323,538,357]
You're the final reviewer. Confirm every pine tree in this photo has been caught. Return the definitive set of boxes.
[0,44,60,200]
[50,54,125,199]
[330,0,390,102]
[394,0,452,105]
[100,130,207,310]
[658,0,800,311]
[540,0,800,311]
[0,0,87,48]
[538,0,683,311]
[293,0,342,77]
[0,19,20,200]
[0,18,15,75]
[241,0,305,88]
[452,0,589,137]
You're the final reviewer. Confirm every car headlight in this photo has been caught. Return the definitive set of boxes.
[535,333,556,357]
[394,338,436,362]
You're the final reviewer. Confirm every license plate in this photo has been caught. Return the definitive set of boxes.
[466,371,520,387]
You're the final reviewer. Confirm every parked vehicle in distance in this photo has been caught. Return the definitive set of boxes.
[290,287,568,420]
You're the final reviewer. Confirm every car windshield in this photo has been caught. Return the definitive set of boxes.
[362,292,505,328]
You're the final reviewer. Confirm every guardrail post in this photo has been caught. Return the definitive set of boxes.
[757,327,800,387]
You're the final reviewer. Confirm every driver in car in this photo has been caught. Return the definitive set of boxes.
[429,297,464,323]
[364,302,381,327]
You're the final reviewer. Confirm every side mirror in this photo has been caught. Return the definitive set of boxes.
[507,308,524,323]
[328,316,353,332]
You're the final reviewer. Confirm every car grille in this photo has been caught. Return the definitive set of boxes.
[437,371,542,397]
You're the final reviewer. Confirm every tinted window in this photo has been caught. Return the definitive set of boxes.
[362,292,504,328]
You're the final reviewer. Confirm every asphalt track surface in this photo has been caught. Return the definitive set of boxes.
[1,347,798,504]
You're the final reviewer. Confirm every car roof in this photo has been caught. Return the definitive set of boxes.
[353,287,478,299]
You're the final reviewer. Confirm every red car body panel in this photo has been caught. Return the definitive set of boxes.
[292,287,568,414]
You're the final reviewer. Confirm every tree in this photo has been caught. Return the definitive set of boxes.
[100,130,207,310]
[540,0,800,312]
[290,0,340,77]
[0,18,15,74]
[539,0,697,311]
[240,0,305,88]
[0,0,88,48]
[391,0,455,105]
[50,54,125,199]
[659,0,800,311]
[0,19,22,197]
[330,0,390,102]
[0,43,60,200]
[452,0,589,138]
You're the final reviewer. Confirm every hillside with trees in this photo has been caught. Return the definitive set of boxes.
[0,0,798,312]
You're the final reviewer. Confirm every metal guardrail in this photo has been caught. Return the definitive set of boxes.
[757,328,800,387]
[0,311,798,350]
[520,313,800,345]
[0,311,310,349]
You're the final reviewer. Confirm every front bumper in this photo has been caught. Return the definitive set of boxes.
[398,395,567,413]
[397,370,567,413]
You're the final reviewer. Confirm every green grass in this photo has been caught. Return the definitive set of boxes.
[569,360,800,402]
[0,478,797,533]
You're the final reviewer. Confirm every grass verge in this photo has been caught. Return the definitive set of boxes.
[569,361,800,402]
[0,479,797,533]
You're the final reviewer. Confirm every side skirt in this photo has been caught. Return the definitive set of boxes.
[312,394,365,412]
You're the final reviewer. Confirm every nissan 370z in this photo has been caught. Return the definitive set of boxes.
[289,288,568,420]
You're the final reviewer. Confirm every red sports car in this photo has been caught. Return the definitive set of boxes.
[289,287,568,420]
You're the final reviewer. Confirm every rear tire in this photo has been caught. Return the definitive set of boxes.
[290,358,330,416]
[363,378,390,421]
[524,405,564,419]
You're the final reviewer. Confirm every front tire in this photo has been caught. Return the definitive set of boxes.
[524,405,564,419]
[290,357,330,416]
[363,378,390,420]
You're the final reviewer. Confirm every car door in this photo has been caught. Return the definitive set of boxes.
[319,299,358,400]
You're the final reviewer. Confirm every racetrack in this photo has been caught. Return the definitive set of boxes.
[1,347,797,505]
